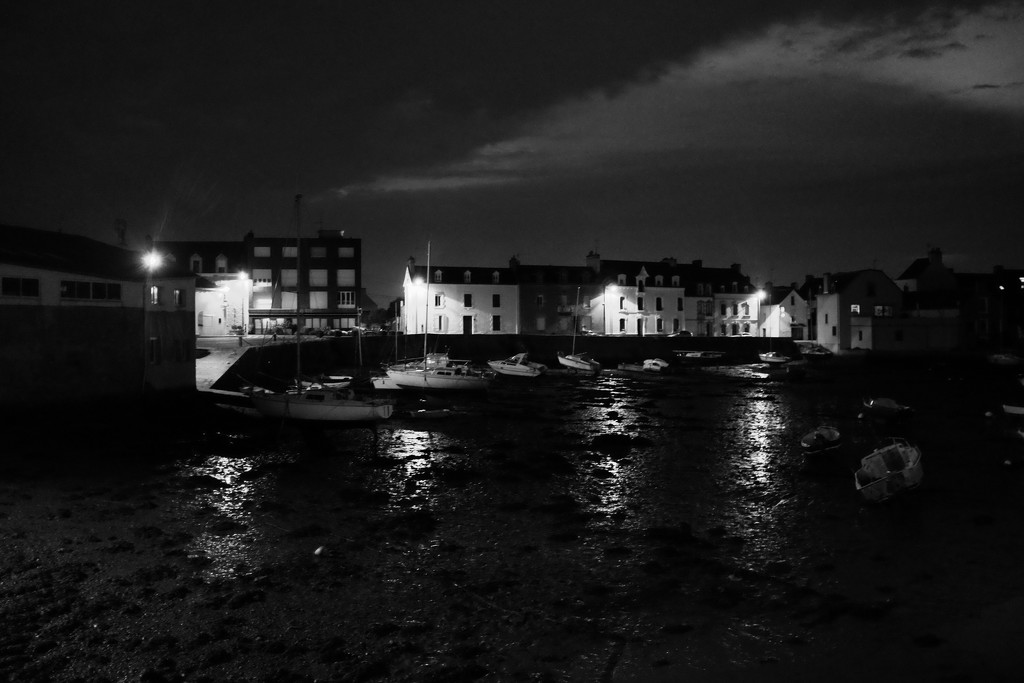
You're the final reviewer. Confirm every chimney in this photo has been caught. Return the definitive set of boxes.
[586,250,601,273]
[929,247,943,265]
[509,254,520,271]
[731,263,741,273]
[823,272,832,293]
[661,257,677,267]
[692,259,702,269]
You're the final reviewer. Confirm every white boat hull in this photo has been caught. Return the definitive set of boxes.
[386,368,493,391]
[557,351,601,374]
[487,354,547,377]
[250,390,394,421]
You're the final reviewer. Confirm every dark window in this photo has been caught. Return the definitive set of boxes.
[638,296,644,311]
[619,319,625,332]
[677,297,683,311]
[464,293,472,307]
[492,294,500,307]
[655,297,663,311]
[492,316,501,331]
[638,280,645,292]
[2,277,39,296]
[91,282,107,299]
[106,283,121,300]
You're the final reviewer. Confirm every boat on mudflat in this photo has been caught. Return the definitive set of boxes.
[487,353,547,378]
[386,353,494,391]
[800,425,841,456]
[758,351,791,365]
[557,351,601,375]
[854,437,923,503]
[862,397,914,419]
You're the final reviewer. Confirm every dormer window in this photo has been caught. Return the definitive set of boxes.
[215,254,227,273]
[637,279,646,292]
[433,270,442,283]
[491,271,500,284]
[190,254,202,272]
[671,276,680,287]
[617,274,626,285]
[463,270,472,284]
[654,276,663,286]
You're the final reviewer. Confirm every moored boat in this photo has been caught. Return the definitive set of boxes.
[862,396,914,419]
[800,425,841,455]
[854,437,923,502]
[557,351,602,375]
[758,351,791,365]
[487,353,547,377]
[247,195,395,424]
[386,353,494,391]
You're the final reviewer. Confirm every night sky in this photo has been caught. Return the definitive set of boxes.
[2,1,1022,302]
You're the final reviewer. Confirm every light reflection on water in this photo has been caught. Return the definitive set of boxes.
[181,453,288,580]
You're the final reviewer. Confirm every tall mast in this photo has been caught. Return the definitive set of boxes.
[423,241,430,358]
[295,194,303,387]
[572,286,580,355]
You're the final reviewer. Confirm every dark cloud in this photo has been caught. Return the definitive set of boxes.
[0,0,1019,297]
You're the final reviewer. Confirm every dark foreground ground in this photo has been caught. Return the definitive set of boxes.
[3,356,1024,682]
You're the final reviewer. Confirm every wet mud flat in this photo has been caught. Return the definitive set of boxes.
[3,359,1024,682]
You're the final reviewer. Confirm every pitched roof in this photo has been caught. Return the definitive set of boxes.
[897,257,931,281]
[1,224,148,281]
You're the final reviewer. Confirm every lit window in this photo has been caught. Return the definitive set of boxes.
[254,246,271,257]
[851,304,861,314]
[149,285,161,305]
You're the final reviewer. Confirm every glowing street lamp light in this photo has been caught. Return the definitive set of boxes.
[142,251,163,271]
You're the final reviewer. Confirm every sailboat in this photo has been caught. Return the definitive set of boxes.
[557,287,601,375]
[384,242,494,391]
[248,195,394,422]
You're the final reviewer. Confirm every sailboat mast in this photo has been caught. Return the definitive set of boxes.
[423,241,430,358]
[294,194,303,386]
[571,286,580,355]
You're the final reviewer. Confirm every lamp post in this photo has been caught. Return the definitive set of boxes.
[141,250,163,393]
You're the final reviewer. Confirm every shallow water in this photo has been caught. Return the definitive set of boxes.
[4,358,1024,681]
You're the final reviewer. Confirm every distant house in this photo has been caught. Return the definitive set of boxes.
[815,270,904,352]
[0,225,195,407]
[402,260,520,335]
[156,240,249,336]
[400,251,758,337]
[760,283,808,339]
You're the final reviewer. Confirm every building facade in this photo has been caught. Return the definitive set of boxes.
[245,229,363,334]
[402,261,520,335]
[1,225,195,407]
